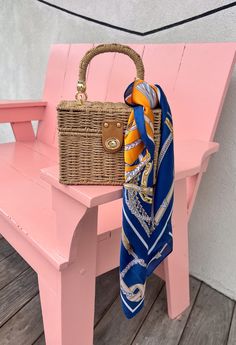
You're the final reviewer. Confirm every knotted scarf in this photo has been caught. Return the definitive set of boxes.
[120,79,174,319]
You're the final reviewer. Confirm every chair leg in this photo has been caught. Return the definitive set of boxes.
[38,204,98,345]
[38,255,96,345]
[164,179,190,319]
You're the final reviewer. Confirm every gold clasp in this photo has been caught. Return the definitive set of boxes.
[102,120,124,153]
[75,81,88,104]
[105,137,121,150]
[77,81,86,92]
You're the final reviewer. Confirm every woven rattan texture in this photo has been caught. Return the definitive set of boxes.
[58,101,161,185]
[79,43,145,83]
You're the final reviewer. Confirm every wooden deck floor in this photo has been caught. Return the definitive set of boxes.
[0,236,235,345]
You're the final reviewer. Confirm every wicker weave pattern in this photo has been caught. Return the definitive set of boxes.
[79,44,145,84]
[58,101,161,185]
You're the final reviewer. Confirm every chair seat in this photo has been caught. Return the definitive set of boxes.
[0,141,57,262]
[0,139,218,266]
[0,140,121,263]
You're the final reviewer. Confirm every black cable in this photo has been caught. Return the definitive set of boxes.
[36,0,236,37]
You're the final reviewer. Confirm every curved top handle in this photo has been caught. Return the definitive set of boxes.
[76,43,145,102]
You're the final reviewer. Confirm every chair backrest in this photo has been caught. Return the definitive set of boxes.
[37,43,236,147]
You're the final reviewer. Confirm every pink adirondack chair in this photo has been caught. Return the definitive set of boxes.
[0,43,235,345]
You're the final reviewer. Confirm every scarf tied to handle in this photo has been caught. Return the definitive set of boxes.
[120,79,174,318]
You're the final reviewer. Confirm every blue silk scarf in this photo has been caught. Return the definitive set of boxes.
[120,79,174,319]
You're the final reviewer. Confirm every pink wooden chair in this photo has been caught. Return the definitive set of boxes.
[0,43,235,345]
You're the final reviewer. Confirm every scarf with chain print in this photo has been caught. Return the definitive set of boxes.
[120,79,174,319]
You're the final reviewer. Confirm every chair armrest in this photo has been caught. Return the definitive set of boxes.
[0,100,47,123]
[40,166,123,208]
[174,140,219,180]
[41,140,219,207]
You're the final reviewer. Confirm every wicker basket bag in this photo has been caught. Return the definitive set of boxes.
[57,43,161,185]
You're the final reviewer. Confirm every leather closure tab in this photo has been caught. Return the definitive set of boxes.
[102,120,124,153]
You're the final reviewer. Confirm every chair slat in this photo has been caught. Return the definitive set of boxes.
[142,43,185,100]
[61,44,94,100]
[52,44,94,146]
[86,44,116,102]
[171,42,236,141]
[37,43,235,146]
[105,44,145,102]
[37,45,70,145]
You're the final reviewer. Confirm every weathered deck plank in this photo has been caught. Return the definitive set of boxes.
[0,238,15,262]
[0,268,38,327]
[28,269,120,345]
[95,268,119,325]
[0,241,235,345]
[33,334,45,345]
[94,274,164,345]
[178,283,234,345]
[0,251,29,290]
[132,277,201,345]
[0,294,43,345]
[227,305,236,345]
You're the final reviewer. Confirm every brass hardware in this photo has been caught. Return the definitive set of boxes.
[102,120,123,153]
[75,92,88,105]
[77,81,86,92]
[105,137,120,150]
[75,81,87,104]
